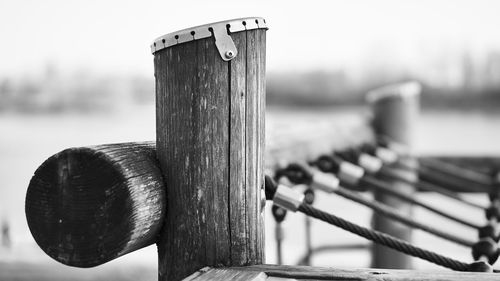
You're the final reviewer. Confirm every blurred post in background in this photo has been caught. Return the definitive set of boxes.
[368,82,421,269]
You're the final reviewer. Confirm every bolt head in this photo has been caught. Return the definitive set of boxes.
[225,50,235,59]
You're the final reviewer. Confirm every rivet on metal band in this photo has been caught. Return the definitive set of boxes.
[273,184,305,212]
[150,17,268,62]
[310,170,340,193]
[338,161,365,185]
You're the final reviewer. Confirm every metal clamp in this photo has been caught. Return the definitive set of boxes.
[338,161,365,185]
[273,184,305,212]
[358,153,383,174]
[386,141,412,157]
[310,170,339,193]
[375,147,398,164]
[151,17,268,61]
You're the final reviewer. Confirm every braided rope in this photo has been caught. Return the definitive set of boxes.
[362,176,482,229]
[419,158,494,187]
[380,167,486,210]
[417,180,486,210]
[334,187,475,247]
[298,203,471,271]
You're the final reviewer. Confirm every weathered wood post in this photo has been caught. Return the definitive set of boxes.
[366,82,421,269]
[151,18,267,280]
[25,143,165,267]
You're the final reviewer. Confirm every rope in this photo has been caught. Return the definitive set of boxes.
[334,187,475,247]
[418,180,486,210]
[362,176,482,229]
[275,163,479,242]
[420,158,494,187]
[298,203,472,271]
[418,164,492,194]
[265,175,499,272]
[379,167,486,210]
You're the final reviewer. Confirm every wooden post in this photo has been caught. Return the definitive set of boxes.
[367,82,421,269]
[152,18,267,281]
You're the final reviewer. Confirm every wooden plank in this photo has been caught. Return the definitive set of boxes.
[154,26,266,280]
[229,24,249,265]
[257,28,267,258]
[245,29,263,265]
[192,264,500,281]
[184,267,266,281]
[155,35,205,280]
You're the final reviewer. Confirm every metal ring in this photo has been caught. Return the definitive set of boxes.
[151,17,268,54]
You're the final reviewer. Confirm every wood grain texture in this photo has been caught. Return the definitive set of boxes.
[184,267,267,281]
[369,85,420,269]
[154,28,266,281]
[191,264,500,281]
[25,142,165,267]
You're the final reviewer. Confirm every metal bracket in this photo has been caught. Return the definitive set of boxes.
[211,25,237,61]
[273,184,305,212]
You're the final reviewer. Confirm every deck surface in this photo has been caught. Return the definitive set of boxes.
[186,264,499,281]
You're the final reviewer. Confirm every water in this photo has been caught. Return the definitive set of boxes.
[0,105,499,279]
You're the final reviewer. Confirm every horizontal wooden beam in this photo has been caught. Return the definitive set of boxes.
[25,142,165,267]
[187,264,499,280]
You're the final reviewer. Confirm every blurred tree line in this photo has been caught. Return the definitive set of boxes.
[0,65,153,113]
[1,48,500,113]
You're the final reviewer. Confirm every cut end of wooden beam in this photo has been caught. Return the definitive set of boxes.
[25,142,165,267]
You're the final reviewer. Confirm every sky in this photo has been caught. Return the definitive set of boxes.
[1,0,500,78]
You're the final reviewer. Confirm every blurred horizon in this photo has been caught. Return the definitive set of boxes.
[2,0,500,113]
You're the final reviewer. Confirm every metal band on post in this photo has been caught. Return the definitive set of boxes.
[151,17,268,61]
